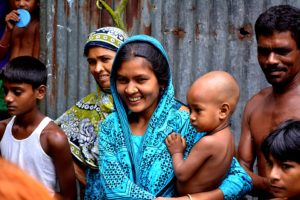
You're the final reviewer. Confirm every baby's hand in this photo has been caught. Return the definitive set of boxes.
[165,132,186,155]
[5,10,20,30]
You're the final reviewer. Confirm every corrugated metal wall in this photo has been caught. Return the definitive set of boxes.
[40,0,300,148]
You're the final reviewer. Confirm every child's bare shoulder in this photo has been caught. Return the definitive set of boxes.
[195,130,232,150]
[193,135,220,151]
[0,118,11,139]
[27,18,39,30]
[42,121,68,147]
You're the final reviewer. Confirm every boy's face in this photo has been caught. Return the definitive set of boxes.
[14,0,38,13]
[187,89,221,133]
[267,155,300,199]
[3,81,44,116]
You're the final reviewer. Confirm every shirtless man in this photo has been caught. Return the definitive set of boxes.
[0,0,40,60]
[237,5,300,199]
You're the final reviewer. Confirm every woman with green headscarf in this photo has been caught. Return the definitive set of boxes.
[55,27,128,191]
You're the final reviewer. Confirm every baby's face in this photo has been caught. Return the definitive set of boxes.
[187,89,221,133]
[14,0,38,13]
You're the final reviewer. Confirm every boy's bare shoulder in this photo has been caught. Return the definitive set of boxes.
[42,121,68,146]
[0,118,11,138]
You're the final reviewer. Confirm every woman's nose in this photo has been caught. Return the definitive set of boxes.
[125,83,138,94]
[95,62,103,73]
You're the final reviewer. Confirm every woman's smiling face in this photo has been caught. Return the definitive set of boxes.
[87,47,116,90]
[116,57,161,118]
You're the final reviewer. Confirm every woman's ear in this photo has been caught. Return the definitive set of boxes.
[36,85,47,100]
[159,84,166,95]
[219,103,230,120]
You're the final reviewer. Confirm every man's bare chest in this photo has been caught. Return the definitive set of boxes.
[249,99,300,146]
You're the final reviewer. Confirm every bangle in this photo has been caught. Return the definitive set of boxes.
[187,194,193,200]
[0,42,9,48]
[171,152,183,156]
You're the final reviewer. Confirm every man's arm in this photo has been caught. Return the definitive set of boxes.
[47,123,76,200]
[237,102,270,195]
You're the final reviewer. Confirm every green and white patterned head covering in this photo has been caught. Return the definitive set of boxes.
[84,26,128,55]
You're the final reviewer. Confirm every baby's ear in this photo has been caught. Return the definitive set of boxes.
[36,85,47,100]
[219,103,230,120]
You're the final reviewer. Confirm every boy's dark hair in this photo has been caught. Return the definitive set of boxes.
[1,56,47,89]
[261,119,300,163]
[113,42,169,87]
[255,5,300,48]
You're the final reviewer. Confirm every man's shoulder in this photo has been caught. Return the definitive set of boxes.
[245,87,271,108]
[250,87,271,100]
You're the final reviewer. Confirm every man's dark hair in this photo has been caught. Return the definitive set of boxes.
[255,5,300,48]
[261,119,300,163]
[1,56,47,89]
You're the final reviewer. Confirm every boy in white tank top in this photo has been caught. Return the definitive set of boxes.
[0,56,76,199]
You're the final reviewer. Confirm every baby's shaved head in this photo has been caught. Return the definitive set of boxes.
[188,71,240,115]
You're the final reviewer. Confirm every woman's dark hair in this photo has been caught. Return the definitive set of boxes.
[255,5,300,48]
[261,119,300,163]
[1,56,47,89]
[113,42,169,87]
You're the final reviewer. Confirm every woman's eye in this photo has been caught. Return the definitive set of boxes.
[137,78,148,83]
[116,77,127,84]
[101,58,110,63]
[87,60,96,65]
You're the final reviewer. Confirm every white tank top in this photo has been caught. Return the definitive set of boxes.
[0,116,58,195]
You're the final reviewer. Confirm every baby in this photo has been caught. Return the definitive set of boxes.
[166,71,240,196]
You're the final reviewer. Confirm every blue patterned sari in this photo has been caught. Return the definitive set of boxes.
[85,35,252,199]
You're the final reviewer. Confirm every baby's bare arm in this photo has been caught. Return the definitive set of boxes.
[165,133,218,182]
